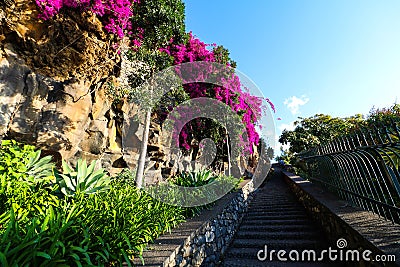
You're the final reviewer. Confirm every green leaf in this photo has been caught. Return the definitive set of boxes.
[62,160,73,174]
[77,159,87,185]
[0,252,8,267]
[71,246,87,253]
[86,161,96,180]
[70,253,80,261]
[36,251,51,260]
[61,174,76,192]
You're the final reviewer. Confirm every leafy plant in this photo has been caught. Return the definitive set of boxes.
[167,170,240,217]
[77,180,186,264]
[0,202,96,266]
[278,114,365,154]
[55,159,110,197]
[172,169,217,187]
[24,150,55,185]
[0,139,36,181]
[0,140,57,214]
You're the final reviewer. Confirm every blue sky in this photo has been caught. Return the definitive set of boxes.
[184,0,400,153]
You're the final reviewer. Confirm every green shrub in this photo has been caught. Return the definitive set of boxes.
[0,202,96,267]
[0,140,55,185]
[0,140,57,215]
[78,180,185,264]
[24,150,55,185]
[55,159,110,197]
[166,170,241,217]
[0,179,186,265]
[171,169,217,187]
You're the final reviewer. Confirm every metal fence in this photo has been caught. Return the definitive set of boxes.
[299,122,400,224]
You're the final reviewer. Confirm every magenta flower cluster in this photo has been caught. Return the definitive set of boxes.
[34,0,139,38]
[160,33,272,153]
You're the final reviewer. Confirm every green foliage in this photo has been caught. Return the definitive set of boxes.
[0,202,94,266]
[0,140,55,185]
[167,170,241,217]
[0,141,238,265]
[0,140,57,215]
[107,0,186,103]
[367,103,400,126]
[275,148,296,165]
[0,140,187,265]
[172,169,217,187]
[127,47,173,74]
[279,104,400,156]
[213,45,237,68]
[279,114,365,153]
[171,169,241,190]
[115,168,136,184]
[0,176,186,265]
[55,159,110,197]
[1,182,60,219]
[0,139,37,181]
[131,0,186,50]
[78,180,185,263]
[24,150,55,185]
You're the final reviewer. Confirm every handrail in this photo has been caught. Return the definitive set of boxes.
[298,121,400,224]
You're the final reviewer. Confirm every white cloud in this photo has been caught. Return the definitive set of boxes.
[278,122,295,132]
[284,95,309,115]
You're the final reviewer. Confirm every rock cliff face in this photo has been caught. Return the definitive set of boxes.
[0,0,116,82]
[0,0,147,176]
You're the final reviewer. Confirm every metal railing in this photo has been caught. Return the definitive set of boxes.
[299,122,400,224]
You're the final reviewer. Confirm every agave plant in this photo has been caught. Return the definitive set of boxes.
[172,169,217,187]
[55,159,110,197]
[24,150,55,185]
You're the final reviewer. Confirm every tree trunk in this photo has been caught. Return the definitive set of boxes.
[226,126,231,176]
[135,109,151,188]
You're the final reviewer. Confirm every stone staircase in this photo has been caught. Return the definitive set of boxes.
[220,170,335,267]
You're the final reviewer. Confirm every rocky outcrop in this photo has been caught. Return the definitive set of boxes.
[0,0,138,176]
[0,42,128,175]
[0,0,116,83]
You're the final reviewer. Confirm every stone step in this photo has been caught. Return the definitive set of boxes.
[238,224,316,232]
[247,204,304,208]
[240,218,312,225]
[247,207,304,212]
[247,209,304,215]
[249,199,302,203]
[230,238,323,249]
[243,214,309,220]
[244,213,308,219]
[234,230,322,240]
[220,170,330,266]
[251,199,297,203]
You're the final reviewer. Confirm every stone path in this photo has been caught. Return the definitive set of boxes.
[220,170,334,266]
